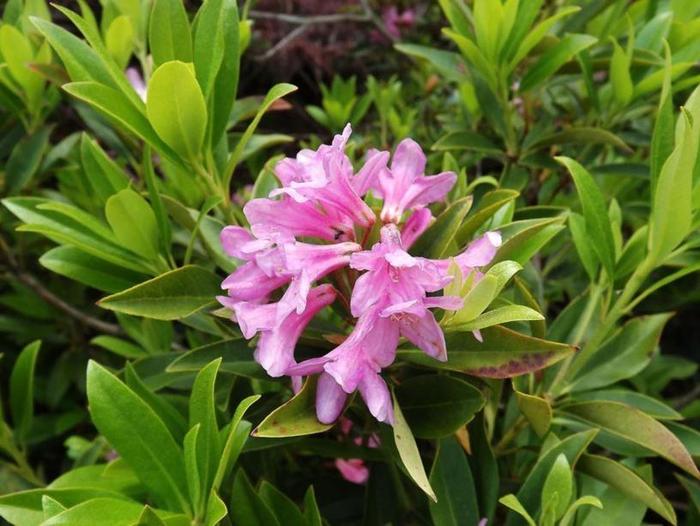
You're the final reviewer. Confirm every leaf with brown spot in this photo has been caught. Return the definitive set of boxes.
[398,326,574,378]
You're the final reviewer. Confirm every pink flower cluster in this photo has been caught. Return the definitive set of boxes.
[218,125,501,425]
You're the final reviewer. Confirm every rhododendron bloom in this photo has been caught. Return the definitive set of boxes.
[218,125,500,425]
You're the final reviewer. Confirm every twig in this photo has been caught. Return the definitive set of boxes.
[249,10,368,24]
[258,24,311,60]
[0,234,122,336]
[13,271,123,336]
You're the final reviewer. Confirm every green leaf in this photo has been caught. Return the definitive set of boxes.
[520,34,597,92]
[105,16,134,69]
[610,39,633,106]
[149,0,193,66]
[0,489,134,526]
[92,335,148,359]
[135,506,168,526]
[63,82,180,166]
[505,429,598,526]
[525,126,630,155]
[40,246,147,293]
[146,61,207,161]
[456,189,519,244]
[212,395,259,491]
[98,265,221,320]
[569,212,599,281]
[167,340,268,380]
[541,453,572,520]
[230,470,280,526]
[569,313,673,393]
[429,437,479,526]
[571,390,682,420]
[432,131,501,155]
[556,157,616,278]
[253,377,332,438]
[302,487,323,526]
[451,305,544,332]
[648,87,699,264]
[259,482,305,526]
[10,340,40,443]
[40,497,189,526]
[650,42,674,194]
[184,425,201,513]
[143,146,172,255]
[558,496,602,526]
[79,134,130,203]
[189,359,221,512]
[193,0,226,96]
[410,196,473,258]
[515,389,552,437]
[392,391,436,502]
[209,0,240,144]
[561,400,700,478]
[399,326,574,378]
[499,495,535,526]
[86,361,190,512]
[5,127,51,194]
[106,189,161,262]
[490,217,566,266]
[578,454,675,524]
[224,83,297,187]
[395,375,484,439]
[394,43,469,83]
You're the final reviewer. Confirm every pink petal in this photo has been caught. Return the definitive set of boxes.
[399,311,448,361]
[358,372,394,424]
[354,149,389,196]
[220,226,255,260]
[401,208,433,249]
[335,458,369,484]
[221,261,290,303]
[316,372,348,424]
[455,231,502,269]
[232,301,277,339]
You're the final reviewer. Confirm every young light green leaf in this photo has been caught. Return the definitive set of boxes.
[499,495,536,526]
[569,212,599,281]
[520,34,597,92]
[212,395,259,491]
[105,188,161,262]
[541,453,572,520]
[558,496,602,526]
[609,39,633,107]
[392,392,437,502]
[98,265,221,320]
[146,61,207,162]
[515,389,552,437]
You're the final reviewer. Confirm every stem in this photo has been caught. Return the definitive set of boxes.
[550,257,655,397]
[493,416,528,455]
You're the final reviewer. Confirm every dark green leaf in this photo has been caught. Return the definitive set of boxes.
[429,436,479,526]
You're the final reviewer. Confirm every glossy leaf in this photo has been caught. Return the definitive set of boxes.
[410,196,473,258]
[167,340,268,380]
[149,0,193,66]
[253,377,332,438]
[106,189,161,262]
[98,266,221,320]
[146,61,207,161]
[429,437,479,526]
[395,375,484,438]
[86,361,190,512]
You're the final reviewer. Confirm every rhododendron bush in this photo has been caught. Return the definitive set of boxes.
[1,1,700,525]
